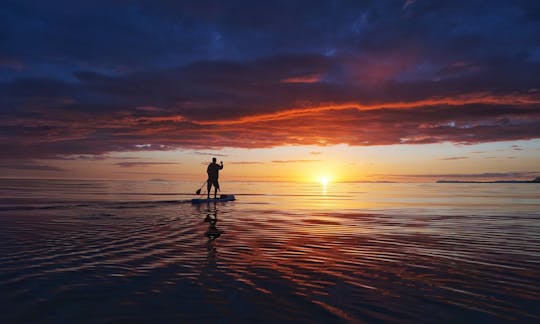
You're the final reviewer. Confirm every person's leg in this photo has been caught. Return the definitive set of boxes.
[214,186,218,199]
[207,180,211,199]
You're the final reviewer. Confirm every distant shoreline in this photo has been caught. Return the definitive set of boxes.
[437,177,540,184]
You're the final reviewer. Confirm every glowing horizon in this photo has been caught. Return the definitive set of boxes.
[2,140,538,183]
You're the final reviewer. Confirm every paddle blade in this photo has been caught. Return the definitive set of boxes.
[196,189,201,195]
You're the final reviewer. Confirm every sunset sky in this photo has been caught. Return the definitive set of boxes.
[1,0,540,182]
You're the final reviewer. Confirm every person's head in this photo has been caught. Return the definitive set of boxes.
[212,157,217,163]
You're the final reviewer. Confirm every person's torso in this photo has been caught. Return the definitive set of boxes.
[207,163,220,178]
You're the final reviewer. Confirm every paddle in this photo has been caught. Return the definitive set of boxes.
[195,180,206,195]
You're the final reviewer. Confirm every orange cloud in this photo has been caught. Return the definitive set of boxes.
[193,92,540,126]
[281,74,322,83]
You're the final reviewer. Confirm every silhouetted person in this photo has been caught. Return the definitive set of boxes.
[207,157,223,199]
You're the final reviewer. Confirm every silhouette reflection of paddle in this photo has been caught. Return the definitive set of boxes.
[204,202,222,241]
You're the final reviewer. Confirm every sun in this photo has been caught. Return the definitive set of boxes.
[319,176,330,186]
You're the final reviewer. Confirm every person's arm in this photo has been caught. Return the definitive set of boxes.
[219,161,224,170]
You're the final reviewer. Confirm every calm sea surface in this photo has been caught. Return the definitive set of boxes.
[0,179,539,322]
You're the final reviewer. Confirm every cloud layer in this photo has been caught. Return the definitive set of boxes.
[1,0,540,159]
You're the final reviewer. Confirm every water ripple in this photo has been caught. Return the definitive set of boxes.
[1,182,539,322]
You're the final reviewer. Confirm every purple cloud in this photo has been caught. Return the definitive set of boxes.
[1,0,539,160]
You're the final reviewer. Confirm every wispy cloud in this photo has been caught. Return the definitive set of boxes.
[115,162,179,168]
[402,0,418,10]
[438,156,469,160]
[229,161,265,165]
[511,145,524,151]
[193,152,228,157]
[271,159,320,163]
[113,171,185,176]
[281,74,322,83]
[54,154,109,161]
[380,171,539,180]
[0,162,65,171]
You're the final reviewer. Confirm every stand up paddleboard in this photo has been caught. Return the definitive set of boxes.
[191,194,236,204]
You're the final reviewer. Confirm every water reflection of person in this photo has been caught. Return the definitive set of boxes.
[205,202,222,267]
[205,202,222,241]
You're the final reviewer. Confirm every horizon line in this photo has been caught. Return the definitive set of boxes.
[1,176,538,184]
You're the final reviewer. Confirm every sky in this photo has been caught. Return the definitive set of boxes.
[1,0,540,182]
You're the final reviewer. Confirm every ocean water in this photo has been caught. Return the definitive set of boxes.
[0,179,539,322]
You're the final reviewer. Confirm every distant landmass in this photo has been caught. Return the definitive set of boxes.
[437,177,540,183]
[342,181,396,183]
